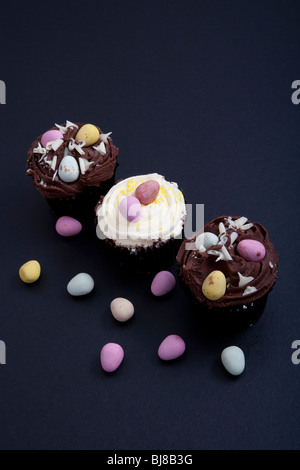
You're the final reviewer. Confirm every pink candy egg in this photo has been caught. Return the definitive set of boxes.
[151,271,176,296]
[237,239,266,262]
[135,180,160,205]
[158,335,186,361]
[55,216,82,237]
[119,196,141,222]
[100,343,124,372]
[41,129,64,147]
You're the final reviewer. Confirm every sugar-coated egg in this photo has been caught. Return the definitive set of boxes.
[58,155,80,183]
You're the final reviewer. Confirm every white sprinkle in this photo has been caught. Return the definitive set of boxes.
[207,250,224,262]
[68,138,85,155]
[227,216,253,232]
[238,272,254,287]
[51,155,57,171]
[99,132,112,144]
[55,120,78,134]
[219,222,226,236]
[230,232,238,245]
[93,141,106,155]
[234,217,248,228]
[269,261,274,269]
[45,138,64,152]
[78,157,94,175]
[243,286,257,296]
[221,245,232,261]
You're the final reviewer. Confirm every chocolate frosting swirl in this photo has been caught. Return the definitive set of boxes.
[26,122,119,199]
[177,216,278,308]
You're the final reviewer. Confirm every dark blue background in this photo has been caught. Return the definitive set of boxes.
[0,0,299,450]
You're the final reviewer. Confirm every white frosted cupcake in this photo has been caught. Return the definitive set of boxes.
[95,173,186,272]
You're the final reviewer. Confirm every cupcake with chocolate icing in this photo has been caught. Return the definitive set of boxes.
[27,120,119,221]
[177,216,278,328]
[96,173,186,273]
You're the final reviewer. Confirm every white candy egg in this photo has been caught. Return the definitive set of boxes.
[67,273,94,296]
[195,232,219,251]
[221,346,245,376]
[58,155,80,183]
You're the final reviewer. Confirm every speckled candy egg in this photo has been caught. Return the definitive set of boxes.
[135,180,160,205]
[151,271,176,296]
[237,239,266,262]
[41,129,64,148]
[75,124,100,147]
[55,216,82,237]
[58,155,80,183]
[158,335,186,361]
[119,196,141,222]
[100,343,124,372]
[195,232,219,251]
[202,270,226,301]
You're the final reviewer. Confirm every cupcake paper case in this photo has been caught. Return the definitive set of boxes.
[96,173,187,273]
[177,215,278,328]
[26,120,119,221]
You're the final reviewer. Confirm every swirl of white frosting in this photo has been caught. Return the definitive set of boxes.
[96,173,186,248]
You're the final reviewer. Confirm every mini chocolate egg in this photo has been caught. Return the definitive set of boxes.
[237,239,266,262]
[110,297,134,322]
[195,232,219,251]
[55,216,82,237]
[67,273,94,296]
[100,343,124,372]
[75,124,100,147]
[202,270,226,301]
[119,196,141,222]
[221,346,245,376]
[58,155,80,183]
[19,260,41,284]
[41,129,63,148]
[158,335,186,361]
[135,180,160,205]
[151,271,176,296]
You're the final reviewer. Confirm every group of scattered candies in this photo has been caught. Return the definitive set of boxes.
[18,216,246,376]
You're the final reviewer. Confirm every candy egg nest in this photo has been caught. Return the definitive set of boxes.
[177,216,278,310]
[26,120,118,198]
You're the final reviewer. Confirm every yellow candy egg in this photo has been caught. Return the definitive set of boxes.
[202,270,226,301]
[19,260,41,284]
[75,124,100,147]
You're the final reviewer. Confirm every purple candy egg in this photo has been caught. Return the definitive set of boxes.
[158,335,186,361]
[151,271,176,296]
[41,129,64,147]
[135,180,160,205]
[237,239,266,262]
[119,196,141,222]
[55,216,82,237]
[100,343,124,373]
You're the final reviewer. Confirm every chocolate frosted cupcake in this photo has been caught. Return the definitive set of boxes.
[177,216,278,328]
[27,120,119,221]
[96,173,186,273]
